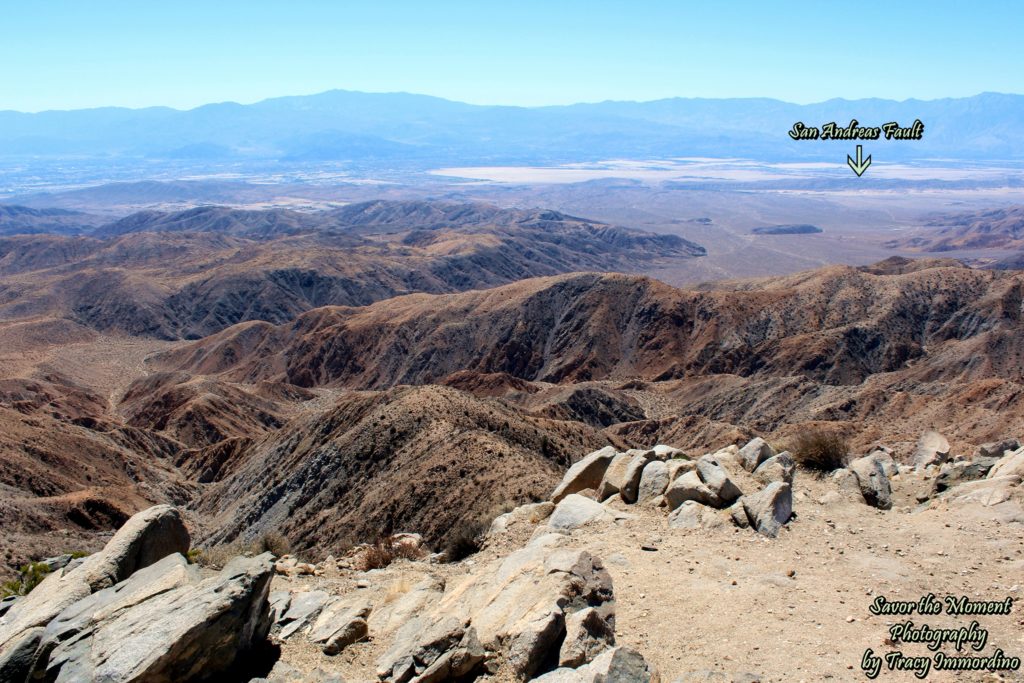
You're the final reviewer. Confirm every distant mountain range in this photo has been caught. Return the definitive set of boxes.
[2,90,1023,164]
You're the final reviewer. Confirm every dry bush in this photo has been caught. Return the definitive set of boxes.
[788,429,849,473]
[355,536,425,571]
[192,531,294,569]
[443,517,487,562]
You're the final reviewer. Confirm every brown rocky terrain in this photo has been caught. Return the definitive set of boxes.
[886,205,1024,252]
[0,201,704,340]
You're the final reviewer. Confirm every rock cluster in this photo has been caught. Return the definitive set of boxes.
[0,505,274,683]
[548,441,795,538]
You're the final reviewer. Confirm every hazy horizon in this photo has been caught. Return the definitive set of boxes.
[4,87,1023,116]
[4,1,1022,112]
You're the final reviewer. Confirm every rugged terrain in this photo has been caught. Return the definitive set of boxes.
[0,201,703,339]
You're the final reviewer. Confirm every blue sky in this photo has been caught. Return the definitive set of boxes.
[3,1,1022,112]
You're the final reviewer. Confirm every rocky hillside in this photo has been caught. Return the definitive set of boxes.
[886,205,1024,252]
[161,261,1024,388]
[0,201,704,339]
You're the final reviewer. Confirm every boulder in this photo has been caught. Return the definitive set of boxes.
[932,459,999,494]
[978,439,1021,459]
[709,444,742,471]
[275,590,333,639]
[666,459,696,482]
[665,470,721,510]
[377,616,484,683]
[728,500,750,529]
[849,454,893,510]
[376,534,613,681]
[0,505,190,672]
[695,455,742,505]
[597,453,633,501]
[488,502,555,536]
[830,468,862,498]
[945,475,1022,508]
[668,501,725,530]
[620,452,656,504]
[637,461,670,503]
[738,438,775,472]
[0,597,17,619]
[549,494,623,531]
[558,607,615,668]
[533,646,659,682]
[865,449,898,478]
[368,577,445,637]
[653,444,684,460]
[753,452,795,485]
[552,447,617,503]
[259,661,347,682]
[34,553,274,682]
[308,599,372,654]
[989,447,1024,479]
[742,482,792,538]
[913,431,950,469]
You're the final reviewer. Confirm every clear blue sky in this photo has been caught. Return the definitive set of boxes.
[3,1,1022,112]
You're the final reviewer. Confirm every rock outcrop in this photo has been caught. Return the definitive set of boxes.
[0,505,190,677]
[552,447,617,503]
[375,533,614,681]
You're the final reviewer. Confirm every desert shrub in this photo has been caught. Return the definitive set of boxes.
[192,531,294,569]
[788,429,849,473]
[1,562,51,598]
[355,535,425,571]
[255,531,291,557]
[443,517,487,562]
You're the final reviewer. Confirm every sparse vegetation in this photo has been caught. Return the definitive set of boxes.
[192,531,295,569]
[788,429,849,473]
[355,536,425,571]
[1,562,51,598]
[443,517,487,562]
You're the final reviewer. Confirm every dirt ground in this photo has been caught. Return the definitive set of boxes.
[267,463,1024,682]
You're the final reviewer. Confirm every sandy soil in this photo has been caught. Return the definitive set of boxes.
[267,464,1024,682]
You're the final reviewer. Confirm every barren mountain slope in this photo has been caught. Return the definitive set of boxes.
[886,205,1024,251]
[160,261,1024,388]
[191,384,611,556]
[0,201,704,339]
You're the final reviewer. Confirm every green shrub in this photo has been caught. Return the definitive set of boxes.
[1,562,51,598]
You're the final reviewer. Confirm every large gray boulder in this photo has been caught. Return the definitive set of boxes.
[308,598,372,655]
[637,461,670,504]
[376,534,614,681]
[668,501,725,530]
[0,505,190,675]
[34,553,274,682]
[620,452,656,504]
[597,453,632,501]
[741,482,793,538]
[275,590,333,639]
[533,646,659,682]
[695,455,742,505]
[849,454,893,510]
[753,452,795,485]
[552,447,617,503]
[978,439,1021,459]
[665,470,721,510]
[738,438,775,472]
[549,494,622,531]
[913,431,951,469]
